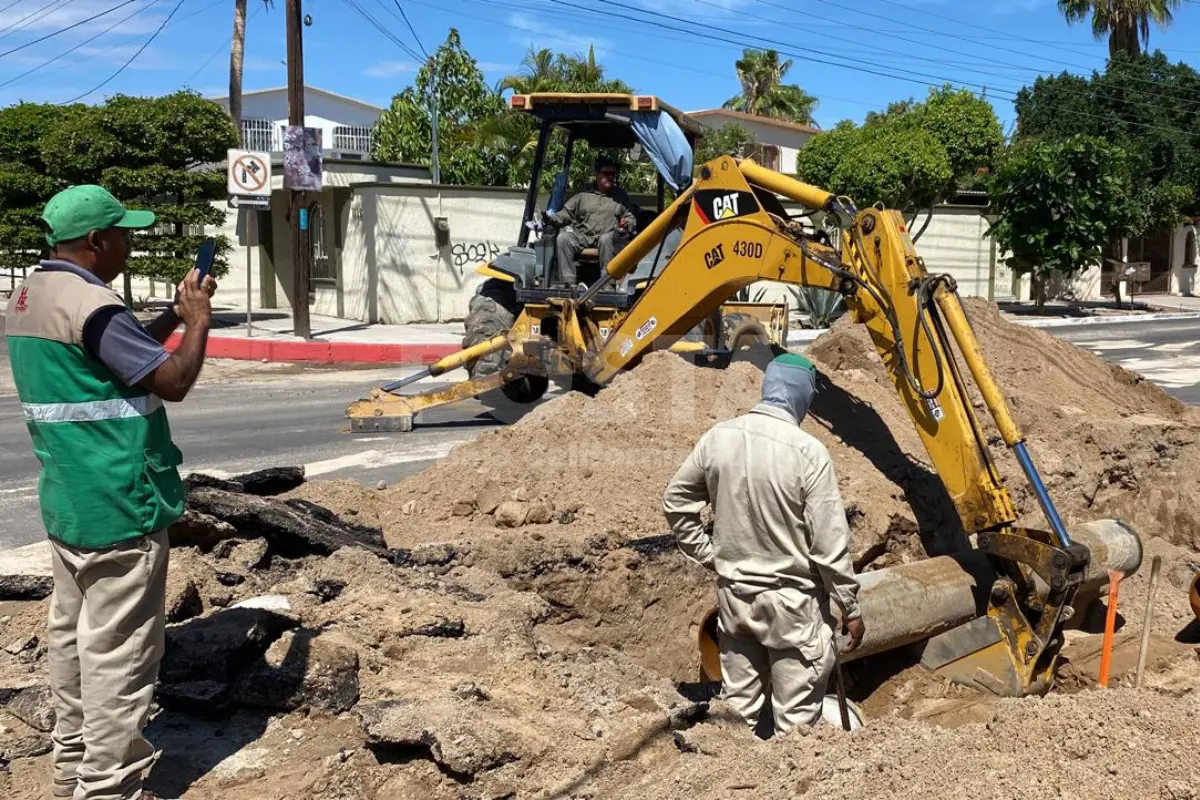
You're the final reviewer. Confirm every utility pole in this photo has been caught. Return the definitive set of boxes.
[285,0,310,339]
[429,49,440,184]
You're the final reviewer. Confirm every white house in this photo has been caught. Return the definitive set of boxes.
[687,108,819,174]
[207,85,384,158]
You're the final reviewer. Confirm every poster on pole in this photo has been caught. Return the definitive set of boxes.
[283,126,323,191]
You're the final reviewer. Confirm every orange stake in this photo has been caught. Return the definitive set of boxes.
[1098,570,1125,688]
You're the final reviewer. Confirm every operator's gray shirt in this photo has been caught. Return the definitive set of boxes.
[550,185,641,239]
[36,260,171,386]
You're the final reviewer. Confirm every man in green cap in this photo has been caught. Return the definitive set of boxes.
[5,184,216,800]
[663,353,864,737]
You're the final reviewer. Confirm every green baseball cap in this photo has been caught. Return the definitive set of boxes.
[41,185,156,246]
[772,352,816,373]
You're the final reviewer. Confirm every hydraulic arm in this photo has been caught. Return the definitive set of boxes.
[586,156,1118,694]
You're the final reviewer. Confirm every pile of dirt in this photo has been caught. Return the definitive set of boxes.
[810,298,1200,551]
[5,299,1200,799]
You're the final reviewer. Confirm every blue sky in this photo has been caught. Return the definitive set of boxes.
[2,0,1200,130]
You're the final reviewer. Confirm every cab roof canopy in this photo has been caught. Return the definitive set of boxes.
[508,93,704,149]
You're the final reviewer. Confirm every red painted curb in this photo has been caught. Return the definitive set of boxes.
[165,333,460,365]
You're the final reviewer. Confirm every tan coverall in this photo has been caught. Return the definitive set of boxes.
[663,402,861,735]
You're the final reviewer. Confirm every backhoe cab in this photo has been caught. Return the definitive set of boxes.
[347,93,788,432]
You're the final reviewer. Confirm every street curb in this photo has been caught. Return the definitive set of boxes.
[169,309,1200,364]
[1009,311,1200,328]
[167,333,461,365]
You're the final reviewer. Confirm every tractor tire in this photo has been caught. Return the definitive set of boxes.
[463,279,546,423]
[722,313,771,350]
[464,279,519,382]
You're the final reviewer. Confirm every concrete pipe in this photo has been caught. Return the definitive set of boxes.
[698,519,1141,679]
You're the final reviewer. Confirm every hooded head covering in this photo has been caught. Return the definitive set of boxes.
[760,353,817,424]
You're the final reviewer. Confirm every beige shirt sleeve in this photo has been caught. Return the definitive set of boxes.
[663,433,715,570]
[801,444,861,620]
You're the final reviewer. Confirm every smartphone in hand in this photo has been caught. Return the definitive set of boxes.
[194,237,217,283]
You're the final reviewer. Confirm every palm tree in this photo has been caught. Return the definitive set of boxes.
[724,48,818,125]
[229,0,273,145]
[1058,0,1182,58]
[499,48,560,95]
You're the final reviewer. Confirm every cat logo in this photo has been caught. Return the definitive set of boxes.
[599,326,610,339]
[713,193,740,219]
[695,190,758,225]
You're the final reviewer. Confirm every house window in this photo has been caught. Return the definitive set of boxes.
[241,118,274,152]
[333,125,372,155]
[308,202,335,283]
[745,143,781,171]
[1186,229,1197,268]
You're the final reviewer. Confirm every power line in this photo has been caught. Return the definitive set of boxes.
[737,0,1200,113]
[415,0,892,115]
[0,0,157,90]
[339,0,422,61]
[392,0,429,60]
[4,0,222,89]
[59,0,185,103]
[0,0,62,38]
[0,0,141,60]
[539,0,1200,140]
[802,0,1200,104]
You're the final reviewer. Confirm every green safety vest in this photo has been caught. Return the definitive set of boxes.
[5,269,184,549]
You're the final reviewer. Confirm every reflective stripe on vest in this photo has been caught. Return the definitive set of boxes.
[22,395,163,424]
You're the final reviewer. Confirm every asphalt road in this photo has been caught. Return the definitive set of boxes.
[0,330,515,548]
[1047,317,1200,406]
[2,315,1199,550]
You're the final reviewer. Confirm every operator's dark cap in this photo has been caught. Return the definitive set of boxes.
[41,185,156,246]
[594,155,619,172]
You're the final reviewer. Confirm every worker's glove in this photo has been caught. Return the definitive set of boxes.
[841,615,865,654]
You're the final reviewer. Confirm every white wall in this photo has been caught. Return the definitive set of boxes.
[353,186,536,323]
[1171,222,1198,296]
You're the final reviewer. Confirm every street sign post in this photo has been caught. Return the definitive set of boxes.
[228,149,272,337]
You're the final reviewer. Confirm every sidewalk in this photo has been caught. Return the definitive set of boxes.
[173,300,1200,366]
[168,309,464,365]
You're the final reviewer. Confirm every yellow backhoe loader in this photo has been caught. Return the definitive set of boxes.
[347,94,1141,697]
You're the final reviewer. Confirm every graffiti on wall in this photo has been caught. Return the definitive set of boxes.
[451,240,502,273]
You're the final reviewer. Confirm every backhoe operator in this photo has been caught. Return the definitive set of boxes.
[663,354,865,736]
[546,155,642,287]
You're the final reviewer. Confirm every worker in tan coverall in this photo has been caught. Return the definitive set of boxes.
[663,353,865,736]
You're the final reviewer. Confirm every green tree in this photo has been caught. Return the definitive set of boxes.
[794,86,999,234]
[695,123,757,166]
[0,92,237,292]
[483,46,653,193]
[724,49,818,125]
[987,135,1137,309]
[373,29,508,185]
[1014,52,1200,229]
[1058,0,1181,58]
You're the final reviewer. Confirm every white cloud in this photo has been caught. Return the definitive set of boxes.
[506,13,610,57]
[0,0,166,38]
[362,60,417,78]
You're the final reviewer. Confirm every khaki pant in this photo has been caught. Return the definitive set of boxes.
[716,584,835,737]
[47,532,168,800]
